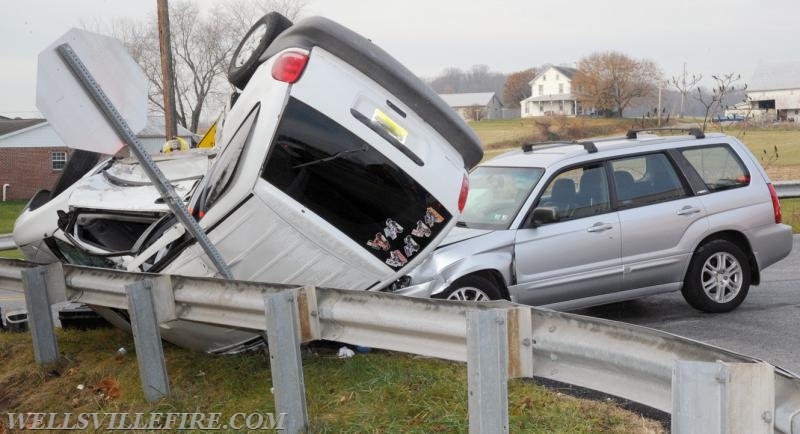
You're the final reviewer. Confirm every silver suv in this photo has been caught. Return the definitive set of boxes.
[392,128,793,313]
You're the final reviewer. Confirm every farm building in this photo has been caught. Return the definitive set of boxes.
[746,61,800,123]
[521,65,587,117]
[0,116,194,201]
[439,92,503,121]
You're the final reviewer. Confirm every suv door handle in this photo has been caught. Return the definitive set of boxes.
[587,222,613,233]
[677,206,702,216]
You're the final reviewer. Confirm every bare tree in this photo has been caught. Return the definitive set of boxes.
[669,65,702,118]
[572,51,662,117]
[95,0,307,133]
[694,73,746,132]
[502,68,538,107]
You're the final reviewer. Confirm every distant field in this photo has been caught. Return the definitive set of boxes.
[472,118,800,180]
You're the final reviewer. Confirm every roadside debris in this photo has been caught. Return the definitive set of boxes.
[337,346,355,359]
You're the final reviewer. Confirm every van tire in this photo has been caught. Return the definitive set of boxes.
[681,239,751,313]
[436,275,502,301]
[228,12,293,89]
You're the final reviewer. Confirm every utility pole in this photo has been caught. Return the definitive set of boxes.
[657,83,663,127]
[157,0,178,139]
[679,62,686,119]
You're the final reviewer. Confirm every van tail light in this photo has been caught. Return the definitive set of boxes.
[768,183,782,224]
[271,51,309,83]
[458,174,469,213]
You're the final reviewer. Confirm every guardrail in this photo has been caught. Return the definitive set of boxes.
[775,181,800,199]
[0,234,14,251]
[1,258,799,433]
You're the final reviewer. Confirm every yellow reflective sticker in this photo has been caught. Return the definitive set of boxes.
[372,109,407,143]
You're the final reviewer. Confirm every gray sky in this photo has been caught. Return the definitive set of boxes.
[2,0,798,118]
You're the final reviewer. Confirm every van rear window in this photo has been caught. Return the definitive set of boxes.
[262,98,451,269]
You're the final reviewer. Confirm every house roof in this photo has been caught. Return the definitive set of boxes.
[530,65,579,85]
[438,92,498,108]
[749,61,800,91]
[0,118,46,136]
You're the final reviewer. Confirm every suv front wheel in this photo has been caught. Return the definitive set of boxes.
[682,239,751,313]
[436,275,503,301]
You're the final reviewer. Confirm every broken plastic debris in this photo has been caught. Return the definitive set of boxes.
[76,384,85,390]
[355,346,372,353]
[337,346,355,358]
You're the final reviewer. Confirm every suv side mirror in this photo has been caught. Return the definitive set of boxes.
[528,206,558,227]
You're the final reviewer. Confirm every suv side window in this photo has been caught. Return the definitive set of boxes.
[681,145,750,192]
[611,153,687,208]
[536,163,610,223]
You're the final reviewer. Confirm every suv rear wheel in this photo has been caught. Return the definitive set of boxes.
[682,239,751,313]
[228,12,293,89]
[437,275,503,301]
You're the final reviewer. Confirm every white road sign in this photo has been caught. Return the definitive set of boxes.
[36,28,148,155]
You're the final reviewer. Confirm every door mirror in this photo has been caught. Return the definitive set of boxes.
[528,206,558,227]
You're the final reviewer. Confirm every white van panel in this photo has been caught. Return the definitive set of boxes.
[290,48,466,215]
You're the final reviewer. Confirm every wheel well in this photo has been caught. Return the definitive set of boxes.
[458,270,511,300]
[695,230,760,285]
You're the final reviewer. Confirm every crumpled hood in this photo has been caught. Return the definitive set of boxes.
[438,226,494,247]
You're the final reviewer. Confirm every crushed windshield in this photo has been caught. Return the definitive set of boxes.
[459,166,544,230]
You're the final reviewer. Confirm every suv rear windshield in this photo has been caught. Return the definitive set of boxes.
[262,98,452,269]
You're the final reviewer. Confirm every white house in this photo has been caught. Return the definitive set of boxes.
[520,66,585,117]
[746,61,800,123]
[439,92,503,121]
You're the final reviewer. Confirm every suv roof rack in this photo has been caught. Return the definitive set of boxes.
[521,140,597,154]
[626,127,705,140]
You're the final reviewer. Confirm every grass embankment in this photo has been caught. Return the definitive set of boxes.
[0,329,663,433]
[0,200,25,259]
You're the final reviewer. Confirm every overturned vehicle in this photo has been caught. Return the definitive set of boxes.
[13,14,483,353]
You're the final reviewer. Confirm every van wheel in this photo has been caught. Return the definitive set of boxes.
[681,239,751,313]
[228,12,293,89]
[437,275,502,301]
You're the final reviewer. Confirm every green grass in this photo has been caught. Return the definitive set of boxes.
[0,329,662,433]
[780,198,800,232]
[0,200,25,234]
[0,201,25,258]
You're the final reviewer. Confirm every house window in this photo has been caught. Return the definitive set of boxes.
[556,74,560,80]
[51,152,67,171]
[539,103,544,112]
[559,83,564,94]
[559,102,564,111]
[538,84,543,95]
[543,74,547,81]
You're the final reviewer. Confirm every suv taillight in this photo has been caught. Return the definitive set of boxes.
[271,51,309,83]
[458,174,469,213]
[768,183,782,224]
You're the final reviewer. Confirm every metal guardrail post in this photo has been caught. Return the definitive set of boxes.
[264,289,309,434]
[21,266,60,365]
[467,309,509,434]
[125,279,170,402]
[672,361,774,434]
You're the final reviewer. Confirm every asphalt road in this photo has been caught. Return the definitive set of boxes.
[573,235,800,375]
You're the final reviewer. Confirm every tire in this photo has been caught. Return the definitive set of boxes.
[227,12,293,89]
[681,239,751,313]
[435,275,503,301]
